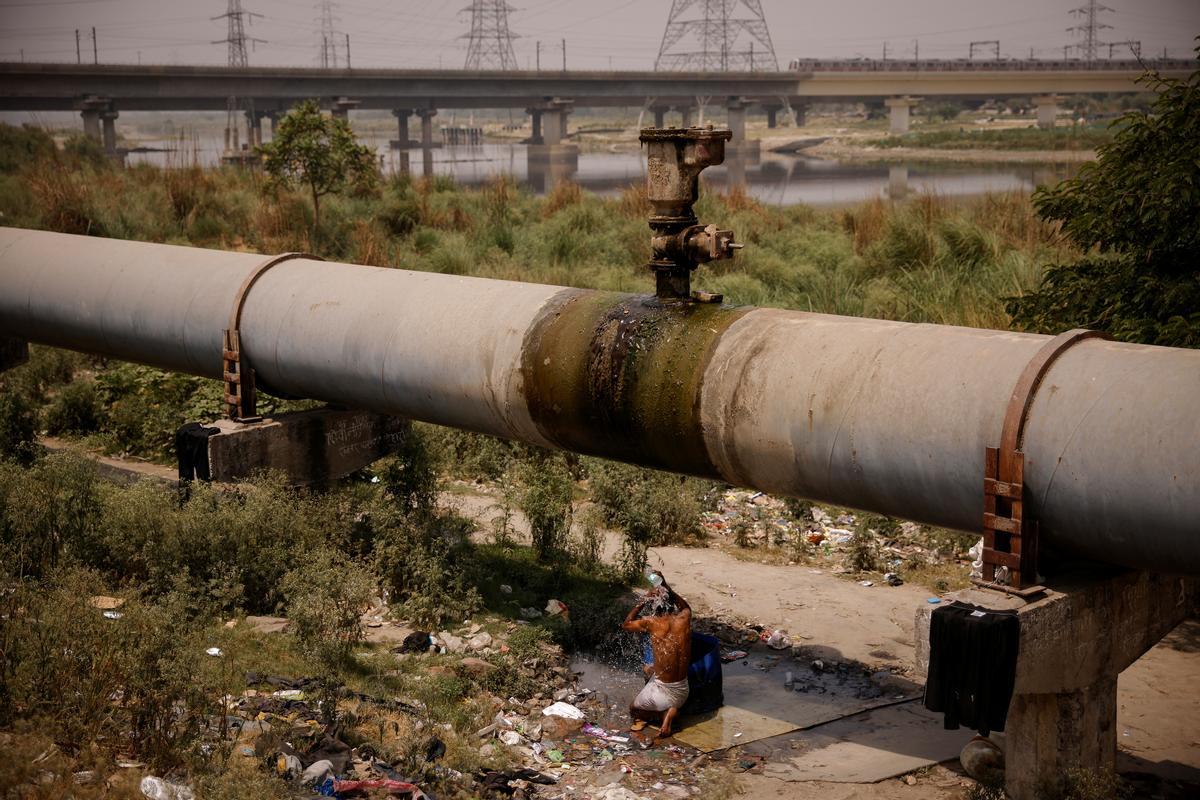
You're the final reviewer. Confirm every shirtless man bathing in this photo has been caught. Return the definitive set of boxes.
[621,571,692,738]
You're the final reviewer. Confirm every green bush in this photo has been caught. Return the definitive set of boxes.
[0,123,55,174]
[515,453,574,563]
[281,547,376,719]
[371,507,481,627]
[1009,52,1200,347]
[44,378,104,435]
[0,388,37,464]
[0,568,218,769]
[588,459,710,576]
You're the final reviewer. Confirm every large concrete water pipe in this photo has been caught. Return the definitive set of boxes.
[1,225,1197,574]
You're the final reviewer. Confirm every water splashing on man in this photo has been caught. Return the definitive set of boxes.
[621,571,692,738]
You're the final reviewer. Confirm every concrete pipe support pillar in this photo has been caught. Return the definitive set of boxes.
[885,96,920,135]
[417,109,438,148]
[916,570,1198,800]
[1034,95,1061,130]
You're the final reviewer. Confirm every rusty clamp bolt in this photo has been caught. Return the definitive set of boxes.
[639,125,741,301]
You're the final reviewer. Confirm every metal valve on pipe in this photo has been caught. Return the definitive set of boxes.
[640,126,743,300]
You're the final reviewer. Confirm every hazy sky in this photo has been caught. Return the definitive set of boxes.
[0,0,1196,70]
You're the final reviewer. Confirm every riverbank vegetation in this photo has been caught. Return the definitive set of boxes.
[865,124,1115,152]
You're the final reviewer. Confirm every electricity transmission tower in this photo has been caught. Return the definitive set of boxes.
[317,0,341,68]
[1067,0,1112,62]
[214,0,263,68]
[655,0,779,72]
[213,1,263,151]
[462,1,519,71]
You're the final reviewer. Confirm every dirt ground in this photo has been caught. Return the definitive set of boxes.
[449,489,1200,798]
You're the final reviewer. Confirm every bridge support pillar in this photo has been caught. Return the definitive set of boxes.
[526,108,544,144]
[726,97,758,156]
[538,100,572,146]
[100,110,119,155]
[77,96,109,143]
[765,106,778,128]
[887,164,909,200]
[332,97,360,122]
[417,109,438,149]
[791,101,806,127]
[245,111,264,147]
[652,107,667,128]
[915,568,1198,800]
[678,106,694,128]
[1033,95,1061,130]
[885,96,920,134]
[391,109,415,149]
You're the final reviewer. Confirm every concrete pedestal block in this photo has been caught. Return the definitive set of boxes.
[914,567,1198,800]
[204,407,409,486]
[0,336,28,373]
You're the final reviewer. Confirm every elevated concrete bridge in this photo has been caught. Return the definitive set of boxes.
[0,60,1190,151]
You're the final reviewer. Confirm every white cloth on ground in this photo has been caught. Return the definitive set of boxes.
[632,676,690,712]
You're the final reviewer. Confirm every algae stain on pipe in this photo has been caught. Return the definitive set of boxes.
[520,290,750,475]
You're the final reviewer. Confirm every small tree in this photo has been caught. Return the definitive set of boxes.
[259,99,377,240]
[1008,46,1200,348]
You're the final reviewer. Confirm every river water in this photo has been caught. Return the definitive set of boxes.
[126,136,1074,207]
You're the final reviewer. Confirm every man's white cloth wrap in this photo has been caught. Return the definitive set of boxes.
[632,676,690,712]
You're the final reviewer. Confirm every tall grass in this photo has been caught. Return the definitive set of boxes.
[1,131,1069,332]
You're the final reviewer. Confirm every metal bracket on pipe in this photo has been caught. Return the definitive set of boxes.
[980,328,1110,589]
[223,252,323,421]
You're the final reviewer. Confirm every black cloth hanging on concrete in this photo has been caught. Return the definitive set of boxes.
[175,422,218,482]
[923,601,1019,736]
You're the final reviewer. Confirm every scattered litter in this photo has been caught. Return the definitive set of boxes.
[139,776,194,800]
[541,701,585,720]
[102,610,123,620]
[884,572,904,587]
[766,629,791,650]
[927,597,942,604]
[300,760,334,786]
[332,779,425,797]
[545,598,568,617]
[499,584,512,594]
[205,647,223,657]
[859,581,874,587]
[720,649,748,663]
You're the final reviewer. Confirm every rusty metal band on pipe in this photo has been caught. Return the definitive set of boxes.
[1,227,1197,574]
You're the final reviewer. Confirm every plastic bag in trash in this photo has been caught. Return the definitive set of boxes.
[140,776,194,800]
[541,701,585,720]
